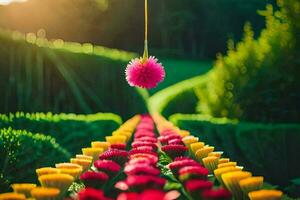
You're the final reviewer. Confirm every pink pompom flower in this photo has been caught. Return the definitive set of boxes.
[125,56,165,89]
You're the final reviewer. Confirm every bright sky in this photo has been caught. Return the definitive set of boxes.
[0,0,27,5]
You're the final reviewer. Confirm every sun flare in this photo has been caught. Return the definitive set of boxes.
[0,0,27,5]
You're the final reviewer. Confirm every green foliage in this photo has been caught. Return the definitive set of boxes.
[0,0,274,58]
[0,29,148,119]
[196,2,300,122]
[148,75,208,117]
[170,114,300,189]
[0,128,70,193]
[0,112,122,154]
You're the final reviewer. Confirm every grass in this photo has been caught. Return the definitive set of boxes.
[148,58,212,95]
[148,73,211,115]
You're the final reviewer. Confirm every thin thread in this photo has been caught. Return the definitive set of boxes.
[143,0,149,59]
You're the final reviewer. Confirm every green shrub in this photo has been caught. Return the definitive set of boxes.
[195,1,300,122]
[0,128,70,193]
[148,75,208,117]
[170,114,300,188]
[0,29,148,119]
[0,112,122,154]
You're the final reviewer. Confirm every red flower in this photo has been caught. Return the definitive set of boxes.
[124,164,160,176]
[99,149,128,165]
[128,157,157,167]
[116,175,166,192]
[131,146,155,152]
[117,192,139,200]
[179,166,209,182]
[80,171,109,189]
[159,134,182,145]
[94,160,121,177]
[136,123,154,131]
[168,138,184,145]
[129,148,157,156]
[174,157,194,162]
[161,145,188,159]
[78,188,111,200]
[134,131,155,138]
[202,188,232,200]
[185,180,213,194]
[129,153,158,165]
[132,141,157,150]
[168,159,201,178]
[117,190,180,200]
[134,136,157,143]
[160,129,177,136]
[110,144,127,150]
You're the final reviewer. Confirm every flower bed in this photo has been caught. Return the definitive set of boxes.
[0,114,284,200]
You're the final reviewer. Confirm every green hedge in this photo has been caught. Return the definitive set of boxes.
[0,128,70,193]
[170,114,300,187]
[148,74,209,117]
[0,112,122,154]
[195,2,300,123]
[0,29,148,119]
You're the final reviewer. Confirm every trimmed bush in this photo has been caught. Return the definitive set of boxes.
[195,2,300,123]
[0,112,122,154]
[170,114,300,187]
[0,128,70,193]
[0,29,148,119]
[148,75,209,117]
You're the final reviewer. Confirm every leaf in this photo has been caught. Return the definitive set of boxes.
[164,181,182,191]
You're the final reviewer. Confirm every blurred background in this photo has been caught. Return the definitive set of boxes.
[0,0,299,197]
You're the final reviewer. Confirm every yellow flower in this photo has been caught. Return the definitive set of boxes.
[38,174,74,195]
[70,158,92,172]
[91,141,110,151]
[11,183,37,198]
[112,131,132,141]
[221,171,252,200]
[214,166,242,185]
[195,146,214,163]
[36,168,60,177]
[75,154,93,161]
[218,158,230,164]
[218,162,237,169]
[208,151,223,158]
[82,147,104,161]
[239,176,264,196]
[0,193,26,200]
[182,136,199,147]
[55,163,83,179]
[190,142,205,154]
[55,163,81,169]
[30,187,60,200]
[202,156,219,173]
[105,136,127,144]
[248,190,283,200]
[178,130,190,137]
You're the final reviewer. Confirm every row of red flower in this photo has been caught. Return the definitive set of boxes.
[0,114,283,200]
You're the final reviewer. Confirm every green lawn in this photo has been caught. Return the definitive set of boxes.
[148,58,212,95]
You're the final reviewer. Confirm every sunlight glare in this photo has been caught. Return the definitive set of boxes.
[0,0,27,5]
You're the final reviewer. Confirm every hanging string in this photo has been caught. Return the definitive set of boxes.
[143,0,149,60]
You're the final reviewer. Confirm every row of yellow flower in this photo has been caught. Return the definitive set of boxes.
[152,113,283,200]
[0,115,141,200]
